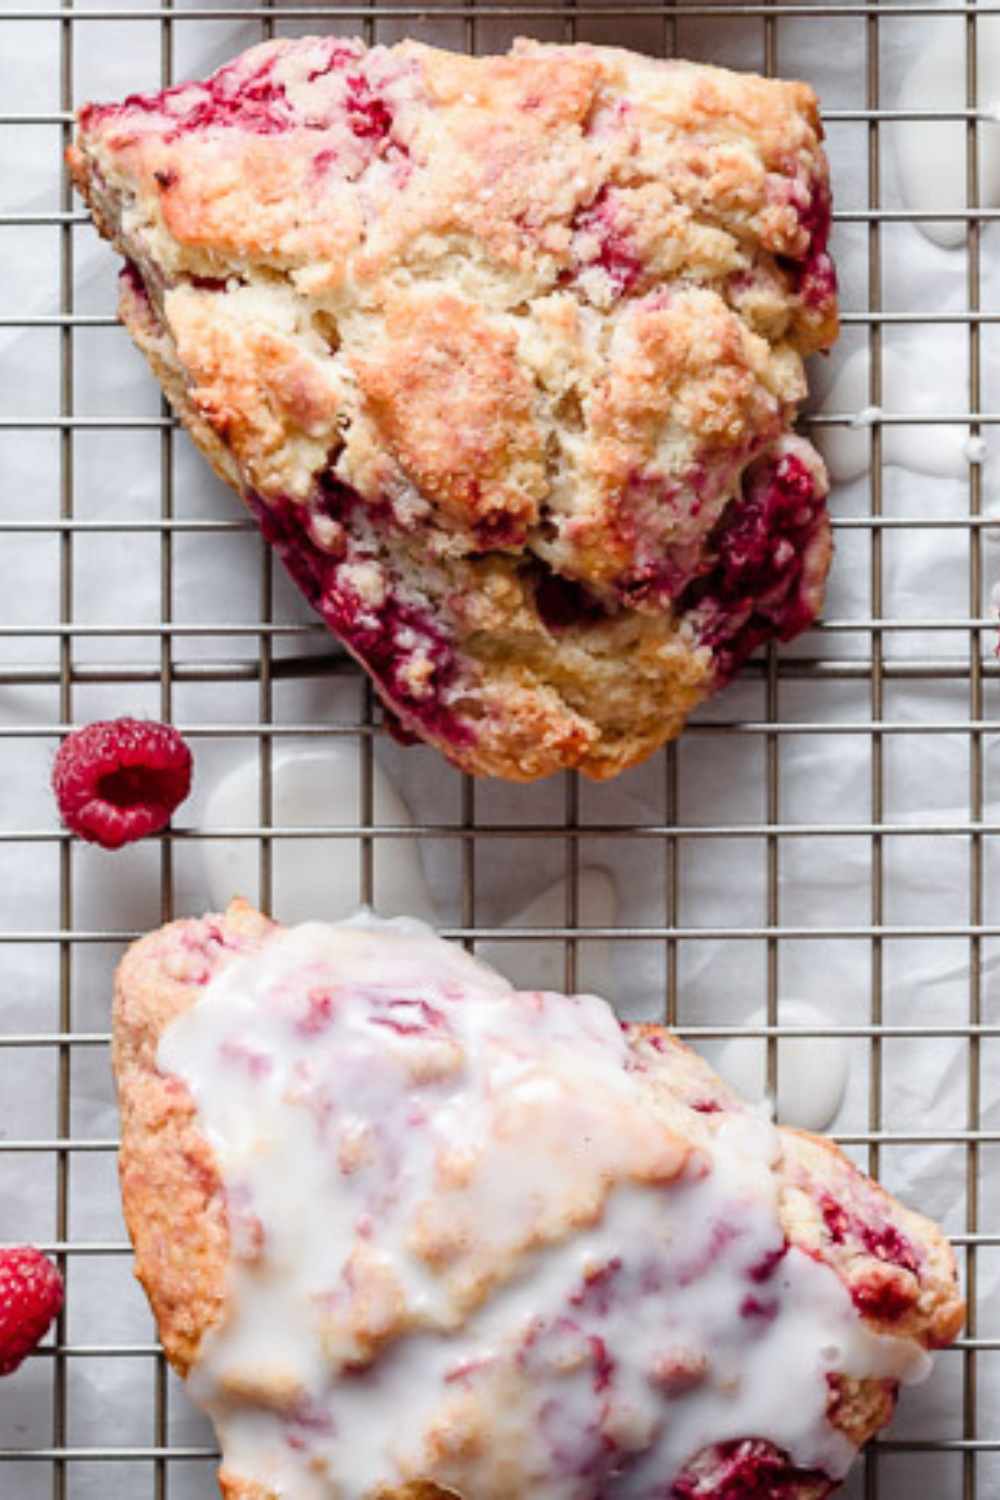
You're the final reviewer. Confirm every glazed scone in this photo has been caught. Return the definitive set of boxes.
[71,35,837,781]
[114,902,961,1500]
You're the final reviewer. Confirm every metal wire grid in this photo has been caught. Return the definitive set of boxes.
[0,1,997,1496]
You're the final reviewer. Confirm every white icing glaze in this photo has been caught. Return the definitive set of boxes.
[199,746,436,925]
[817,347,970,484]
[158,917,930,1499]
[895,25,1000,250]
[716,1001,849,1133]
[479,868,617,1001]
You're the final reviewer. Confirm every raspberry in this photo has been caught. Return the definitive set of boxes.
[0,1247,64,1375]
[52,717,193,850]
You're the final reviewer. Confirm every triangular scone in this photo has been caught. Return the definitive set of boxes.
[114,902,960,1500]
[71,37,837,780]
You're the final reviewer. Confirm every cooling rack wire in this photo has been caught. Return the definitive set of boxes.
[1,0,998,1496]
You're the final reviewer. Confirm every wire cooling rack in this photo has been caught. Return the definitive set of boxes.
[1,1,999,1497]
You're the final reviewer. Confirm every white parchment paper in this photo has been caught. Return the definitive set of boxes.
[2,3,999,1496]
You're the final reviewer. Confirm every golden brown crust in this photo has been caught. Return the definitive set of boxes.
[218,1472,279,1500]
[112,900,276,1375]
[353,293,548,535]
[823,1374,897,1457]
[73,36,836,782]
[172,302,343,498]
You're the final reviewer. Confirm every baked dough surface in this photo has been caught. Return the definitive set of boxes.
[72,36,837,779]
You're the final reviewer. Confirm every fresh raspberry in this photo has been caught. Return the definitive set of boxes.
[0,1247,64,1375]
[52,717,193,850]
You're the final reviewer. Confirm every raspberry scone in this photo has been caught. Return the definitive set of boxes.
[114,901,961,1500]
[71,36,837,779]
